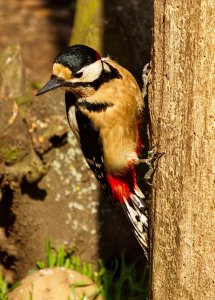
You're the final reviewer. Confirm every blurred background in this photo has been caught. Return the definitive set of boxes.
[0,0,153,289]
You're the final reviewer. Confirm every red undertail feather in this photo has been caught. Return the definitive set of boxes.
[106,169,136,204]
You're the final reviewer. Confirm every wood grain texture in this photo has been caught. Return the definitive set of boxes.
[148,1,215,299]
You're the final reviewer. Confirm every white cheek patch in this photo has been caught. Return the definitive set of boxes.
[101,58,111,72]
[72,60,103,83]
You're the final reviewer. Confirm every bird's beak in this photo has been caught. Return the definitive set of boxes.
[36,76,65,96]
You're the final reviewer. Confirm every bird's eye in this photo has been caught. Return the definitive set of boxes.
[75,72,83,78]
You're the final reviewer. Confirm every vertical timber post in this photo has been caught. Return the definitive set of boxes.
[148,1,215,299]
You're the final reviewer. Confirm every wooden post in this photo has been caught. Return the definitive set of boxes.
[148,1,215,299]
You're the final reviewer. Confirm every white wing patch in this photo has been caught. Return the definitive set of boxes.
[67,106,80,146]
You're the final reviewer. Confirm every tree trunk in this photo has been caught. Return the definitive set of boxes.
[148,1,215,299]
[70,0,103,54]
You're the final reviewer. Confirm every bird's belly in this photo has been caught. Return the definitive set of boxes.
[101,126,138,175]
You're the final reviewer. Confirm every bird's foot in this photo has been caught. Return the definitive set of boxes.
[135,146,164,185]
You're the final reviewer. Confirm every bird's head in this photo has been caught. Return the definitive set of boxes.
[36,45,103,96]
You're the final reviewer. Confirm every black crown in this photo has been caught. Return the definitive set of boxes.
[54,45,101,75]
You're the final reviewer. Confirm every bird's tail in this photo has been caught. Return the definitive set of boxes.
[106,171,149,260]
[122,186,149,260]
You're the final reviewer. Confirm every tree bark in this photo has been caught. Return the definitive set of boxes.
[148,1,215,299]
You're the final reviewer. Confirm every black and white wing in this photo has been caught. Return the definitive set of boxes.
[65,91,111,198]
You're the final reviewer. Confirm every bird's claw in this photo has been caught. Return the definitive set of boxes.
[136,146,164,185]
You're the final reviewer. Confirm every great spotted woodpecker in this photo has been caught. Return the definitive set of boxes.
[37,45,149,259]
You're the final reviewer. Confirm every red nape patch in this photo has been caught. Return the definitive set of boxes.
[95,51,101,60]
[106,169,137,205]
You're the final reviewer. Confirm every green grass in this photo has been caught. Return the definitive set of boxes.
[36,240,149,300]
[0,240,149,300]
[36,241,95,280]
[0,269,8,300]
[99,257,148,300]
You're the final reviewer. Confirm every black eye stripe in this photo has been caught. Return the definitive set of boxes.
[75,72,83,78]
